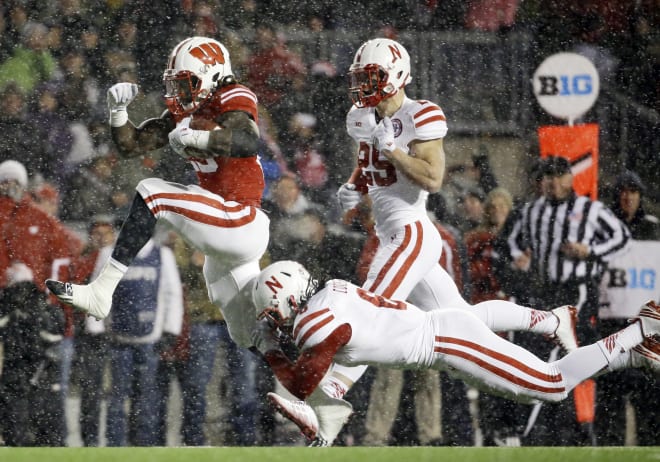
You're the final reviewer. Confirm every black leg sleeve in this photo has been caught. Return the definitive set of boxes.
[111,194,157,266]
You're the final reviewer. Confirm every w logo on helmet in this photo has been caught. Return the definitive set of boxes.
[190,42,226,66]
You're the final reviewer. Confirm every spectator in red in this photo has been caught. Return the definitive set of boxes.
[0,160,82,292]
[246,23,307,131]
[464,187,513,304]
[0,159,82,446]
[465,0,520,32]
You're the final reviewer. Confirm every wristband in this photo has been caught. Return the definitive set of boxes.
[109,108,128,127]
[188,129,211,151]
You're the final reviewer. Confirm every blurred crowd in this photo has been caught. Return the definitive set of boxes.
[0,0,658,448]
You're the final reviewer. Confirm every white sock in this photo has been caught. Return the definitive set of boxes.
[597,322,644,364]
[91,257,128,293]
[555,323,645,390]
[471,300,557,334]
[528,309,559,335]
[320,375,350,400]
[71,257,128,319]
[606,350,632,372]
[555,343,609,391]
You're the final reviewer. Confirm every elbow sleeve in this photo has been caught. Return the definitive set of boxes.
[231,130,259,158]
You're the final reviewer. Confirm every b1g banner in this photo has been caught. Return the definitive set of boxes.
[599,240,660,319]
[538,123,599,200]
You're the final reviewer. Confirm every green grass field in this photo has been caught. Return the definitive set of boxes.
[1,447,659,462]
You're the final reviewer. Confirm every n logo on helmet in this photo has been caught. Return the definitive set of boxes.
[265,275,283,295]
[388,45,402,63]
[190,42,226,66]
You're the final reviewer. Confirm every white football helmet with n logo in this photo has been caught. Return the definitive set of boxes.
[163,36,233,116]
[348,38,412,108]
[251,261,317,329]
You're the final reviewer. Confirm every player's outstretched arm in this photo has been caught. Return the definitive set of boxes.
[113,116,173,158]
[107,81,173,158]
[263,324,352,400]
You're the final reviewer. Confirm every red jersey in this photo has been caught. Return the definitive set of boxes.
[464,229,505,304]
[175,83,265,208]
[0,196,82,292]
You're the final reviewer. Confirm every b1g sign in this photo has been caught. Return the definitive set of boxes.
[533,52,600,124]
[599,240,660,319]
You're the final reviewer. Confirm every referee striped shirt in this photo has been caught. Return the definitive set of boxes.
[508,192,631,283]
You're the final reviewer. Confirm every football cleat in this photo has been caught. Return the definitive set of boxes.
[45,280,74,303]
[631,335,660,374]
[493,435,522,447]
[551,305,579,353]
[45,279,112,321]
[267,392,319,441]
[636,300,660,338]
[308,436,330,447]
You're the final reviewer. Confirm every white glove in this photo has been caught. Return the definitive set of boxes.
[251,318,281,355]
[372,116,395,153]
[168,117,191,156]
[107,83,138,127]
[168,117,211,158]
[336,183,361,212]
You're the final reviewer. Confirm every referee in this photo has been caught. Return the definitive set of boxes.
[506,156,631,445]
[508,156,631,344]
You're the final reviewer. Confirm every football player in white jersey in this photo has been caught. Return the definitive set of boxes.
[267,38,580,446]
[253,261,660,446]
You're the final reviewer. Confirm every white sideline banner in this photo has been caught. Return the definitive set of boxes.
[599,240,660,319]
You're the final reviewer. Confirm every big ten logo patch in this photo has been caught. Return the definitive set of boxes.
[607,267,656,290]
[537,74,595,96]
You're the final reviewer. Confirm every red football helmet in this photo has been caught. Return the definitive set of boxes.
[348,38,412,108]
[163,36,232,117]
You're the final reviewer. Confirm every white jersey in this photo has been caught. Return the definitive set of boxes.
[293,280,573,404]
[345,97,461,309]
[346,97,447,235]
[293,279,435,368]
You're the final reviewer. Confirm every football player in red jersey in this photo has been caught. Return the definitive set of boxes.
[47,37,269,348]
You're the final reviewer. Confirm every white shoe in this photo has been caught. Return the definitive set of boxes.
[631,335,660,374]
[267,392,319,441]
[267,389,353,446]
[306,387,353,445]
[636,300,660,338]
[551,305,579,353]
[45,279,112,320]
